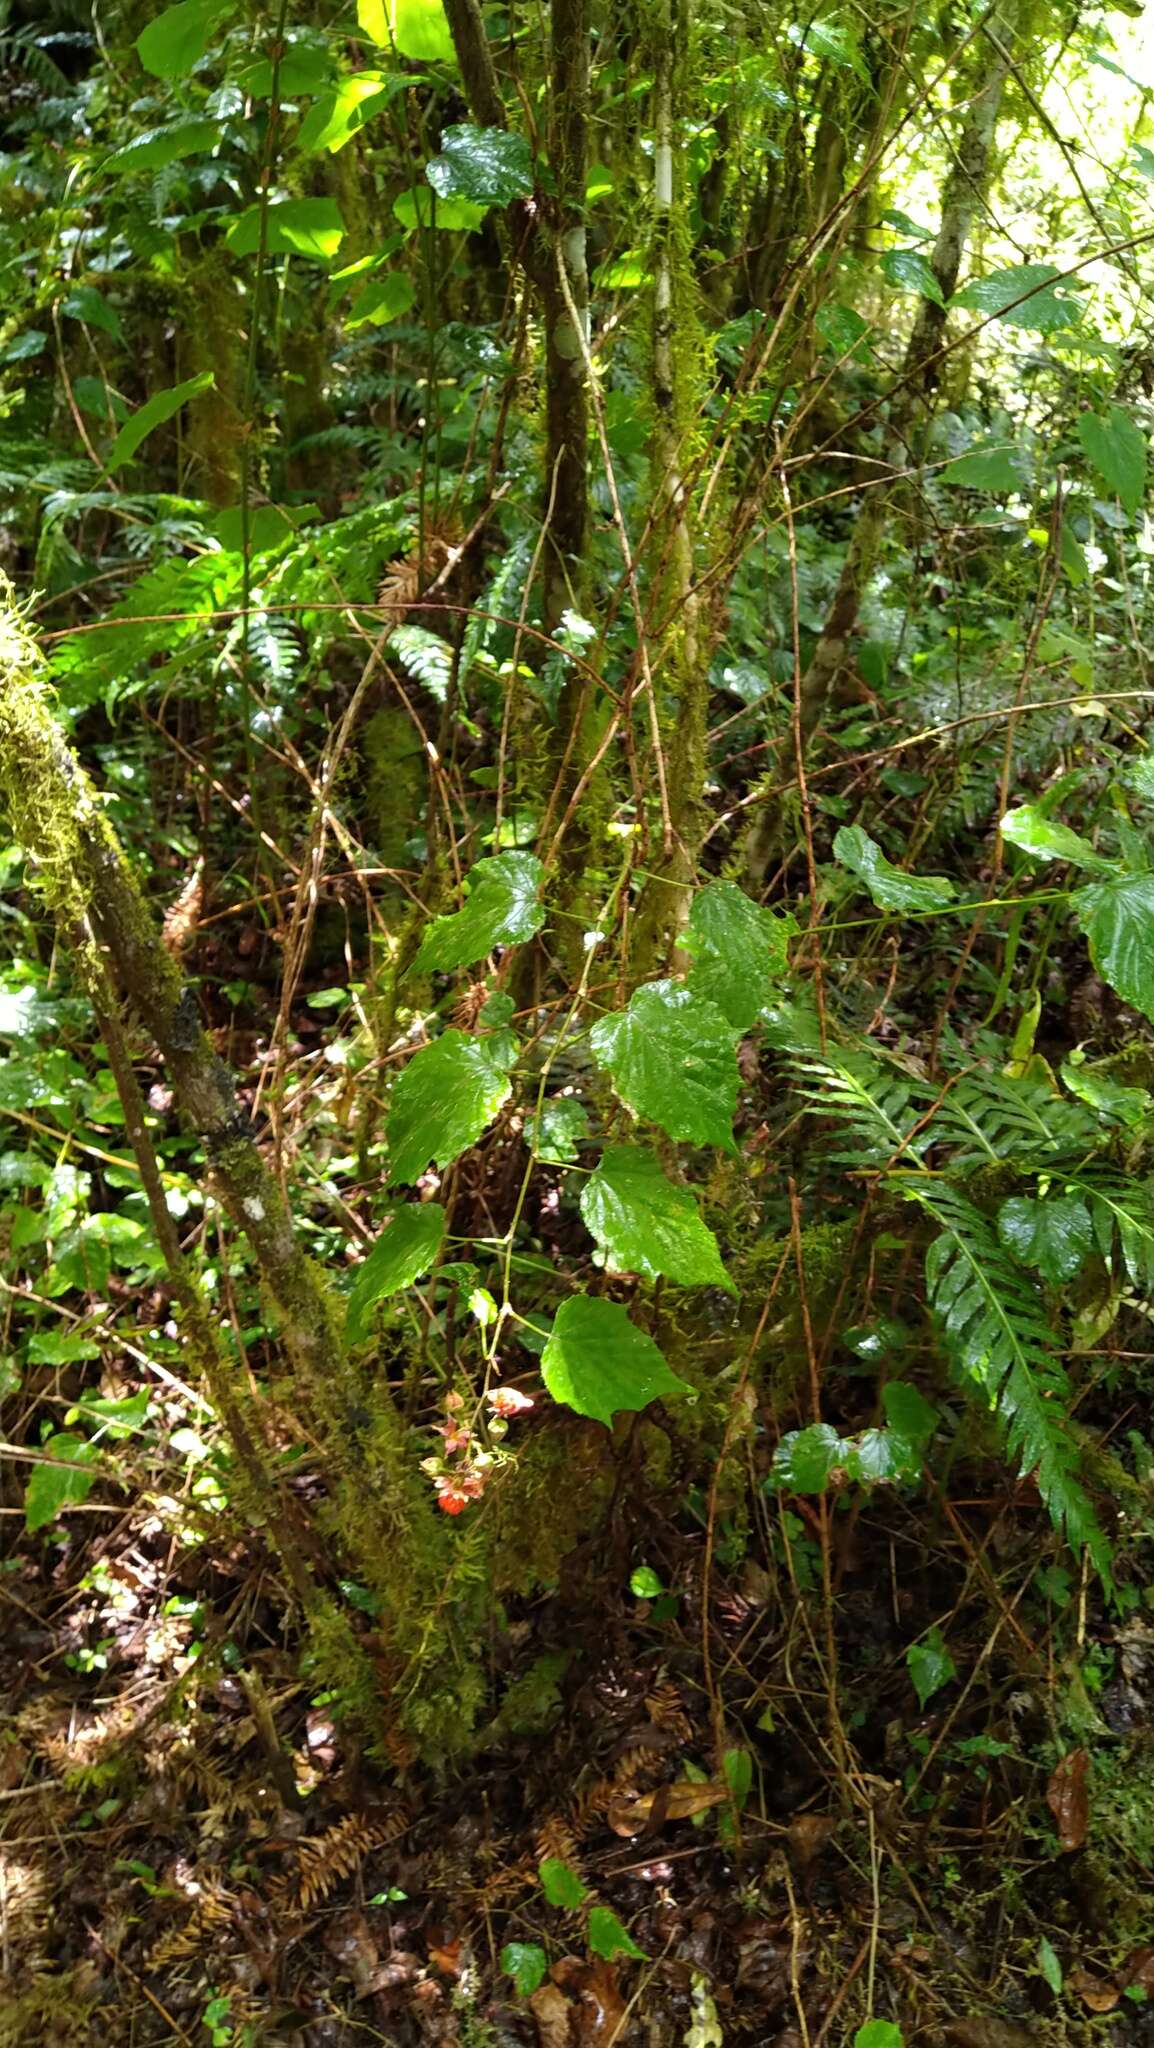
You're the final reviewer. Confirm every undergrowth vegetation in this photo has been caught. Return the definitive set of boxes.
[3,0,1154,2037]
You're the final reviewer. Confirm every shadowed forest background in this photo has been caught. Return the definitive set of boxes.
[3,0,1154,2039]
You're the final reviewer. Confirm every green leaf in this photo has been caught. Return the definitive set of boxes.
[941,443,1022,492]
[526,1097,590,1164]
[1038,1935,1064,1996]
[685,880,797,1029]
[345,1204,445,1341]
[590,981,741,1152]
[225,198,346,260]
[26,1332,101,1364]
[387,1030,514,1185]
[298,73,400,154]
[998,1195,1093,1287]
[630,1564,664,1597]
[24,1436,96,1532]
[413,852,545,973]
[952,263,1082,333]
[580,1146,735,1293]
[106,373,214,472]
[773,1422,843,1493]
[70,1391,150,1438]
[723,1747,753,1810]
[906,1181,1107,1569]
[854,2025,904,2048]
[539,1857,587,1909]
[347,272,417,328]
[881,1382,938,1444]
[541,1296,690,1429]
[587,1906,646,1961]
[394,0,456,61]
[1074,874,1154,1022]
[426,125,534,208]
[60,287,123,340]
[1077,404,1147,516]
[136,0,228,77]
[880,248,944,306]
[393,186,488,232]
[815,302,872,359]
[786,16,868,79]
[906,1626,956,1709]
[104,116,219,174]
[501,1943,548,1995]
[833,825,957,913]
[999,805,1109,871]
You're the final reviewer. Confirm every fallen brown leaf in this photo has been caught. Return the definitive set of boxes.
[1124,1946,1154,1995]
[607,1780,729,1836]
[1068,1967,1119,2014]
[1046,1748,1089,1852]
[530,1982,575,2048]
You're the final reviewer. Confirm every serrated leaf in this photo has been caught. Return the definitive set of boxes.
[952,263,1082,333]
[298,72,400,154]
[833,825,956,912]
[880,248,944,305]
[881,1381,938,1443]
[526,1096,590,1164]
[685,880,796,1029]
[541,1296,690,1428]
[580,1146,735,1293]
[136,0,228,77]
[587,1906,646,1960]
[854,2024,904,2048]
[105,116,219,174]
[539,1856,587,1908]
[998,1195,1092,1286]
[24,1436,96,1532]
[226,198,346,260]
[346,1204,445,1340]
[394,185,489,232]
[501,1942,547,1995]
[106,372,215,471]
[414,852,545,973]
[347,272,416,328]
[1077,404,1147,516]
[906,1626,956,1709]
[773,1422,843,1492]
[590,981,740,1152]
[61,287,123,340]
[387,1030,514,1185]
[426,124,533,207]
[1073,874,1154,1022]
[1000,805,1109,871]
[941,443,1022,492]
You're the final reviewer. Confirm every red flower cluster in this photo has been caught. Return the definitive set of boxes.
[422,1383,535,1514]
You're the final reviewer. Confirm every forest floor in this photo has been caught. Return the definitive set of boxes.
[4,1400,1154,2048]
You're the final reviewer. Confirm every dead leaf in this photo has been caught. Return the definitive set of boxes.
[428,1934,463,1977]
[607,1780,729,1836]
[551,1956,626,2045]
[1046,1748,1089,1852]
[1124,1946,1154,1995]
[1068,1967,1119,2014]
[531,1982,575,2048]
[787,1812,837,1865]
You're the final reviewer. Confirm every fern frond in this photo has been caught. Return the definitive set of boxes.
[788,1048,929,1168]
[901,1179,1109,1574]
[388,624,454,702]
[1064,1171,1154,1291]
[931,1069,1095,1170]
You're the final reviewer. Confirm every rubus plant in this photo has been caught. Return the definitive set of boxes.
[3,0,1154,1775]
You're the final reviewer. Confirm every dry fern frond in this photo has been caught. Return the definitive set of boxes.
[378,525,463,626]
[535,1815,581,1869]
[148,1879,237,1968]
[161,857,206,958]
[645,1682,691,1744]
[270,1813,402,1915]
